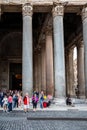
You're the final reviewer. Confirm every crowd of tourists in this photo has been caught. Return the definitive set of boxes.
[0,89,53,113]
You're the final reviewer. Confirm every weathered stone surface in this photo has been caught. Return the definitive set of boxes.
[77,43,85,98]
[22,4,33,96]
[1,0,87,5]
[0,61,9,90]
[82,7,87,98]
[1,0,87,13]
[0,111,87,130]
[53,5,66,98]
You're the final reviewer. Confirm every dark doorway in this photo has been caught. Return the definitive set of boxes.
[9,63,22,90]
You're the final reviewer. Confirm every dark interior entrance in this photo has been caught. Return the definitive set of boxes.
[9,63,22,90]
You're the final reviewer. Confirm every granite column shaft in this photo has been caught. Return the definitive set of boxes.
[52,5,66,98]
[82,7,87,97]
[22,4,33,96]
[46,28,54,96]
[77,43,85,98]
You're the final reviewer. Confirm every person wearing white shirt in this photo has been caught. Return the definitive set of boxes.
[2,95,8,112]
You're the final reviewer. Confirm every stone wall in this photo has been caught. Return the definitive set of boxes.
[0,0,86,5]
[0,61,9,90]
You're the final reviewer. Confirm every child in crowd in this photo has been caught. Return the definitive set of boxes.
[8,94,13,112]
[32,93,38,111]
[23,93,30,113]
[18,94,22,108]
[2,95,8,112]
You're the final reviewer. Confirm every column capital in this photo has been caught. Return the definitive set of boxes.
[22,3,33,17]
[45,26,52,36]
[52,5,64,17]
[82,7,87,21]
[76,41,84,48]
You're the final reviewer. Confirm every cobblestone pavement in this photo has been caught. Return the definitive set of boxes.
[0,111,87,130]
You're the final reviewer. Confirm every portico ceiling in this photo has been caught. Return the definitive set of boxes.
[0,9,82,53]
[0,0,85,49]
[0,1,84,50]
[0,4,85,13]
[0,0,87,13]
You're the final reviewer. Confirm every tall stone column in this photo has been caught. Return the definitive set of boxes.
[46,27,54,96]
[34,52,39,90]
[82,7,87,97]
[35,50,42,92]
[33,52,38,91]
[36,53,39,90]
[39,50,42,91]
[77,42,85,98]
[22,3,33,96]
[68,49,74,97]
[38,50,42,92]
[41,42,46,93]
[52,5,66,98]
[65,51,70,96]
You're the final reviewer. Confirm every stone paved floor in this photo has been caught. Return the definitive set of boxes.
[0,111,87,130]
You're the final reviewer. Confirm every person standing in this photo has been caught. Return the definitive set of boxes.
[39,91,44,109]
[33,89,39,98]
[18,94,22,108]
[32,94,38,111]
[23,93,30,113]
[8,94,13,112]
[2,95,8,112]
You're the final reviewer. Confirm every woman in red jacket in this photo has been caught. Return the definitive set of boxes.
[23,93,30,113]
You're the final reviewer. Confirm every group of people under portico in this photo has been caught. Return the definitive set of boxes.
[0,89,53,112]
[27,90,52,112]
[17,90,52,112]
[0,86,80,113]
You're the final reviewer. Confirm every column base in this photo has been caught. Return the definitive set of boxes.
[78,95,86,99]
[72,98,86,104]
[53,98,66,106]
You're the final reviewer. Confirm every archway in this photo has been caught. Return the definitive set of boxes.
[0,32,22,90]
